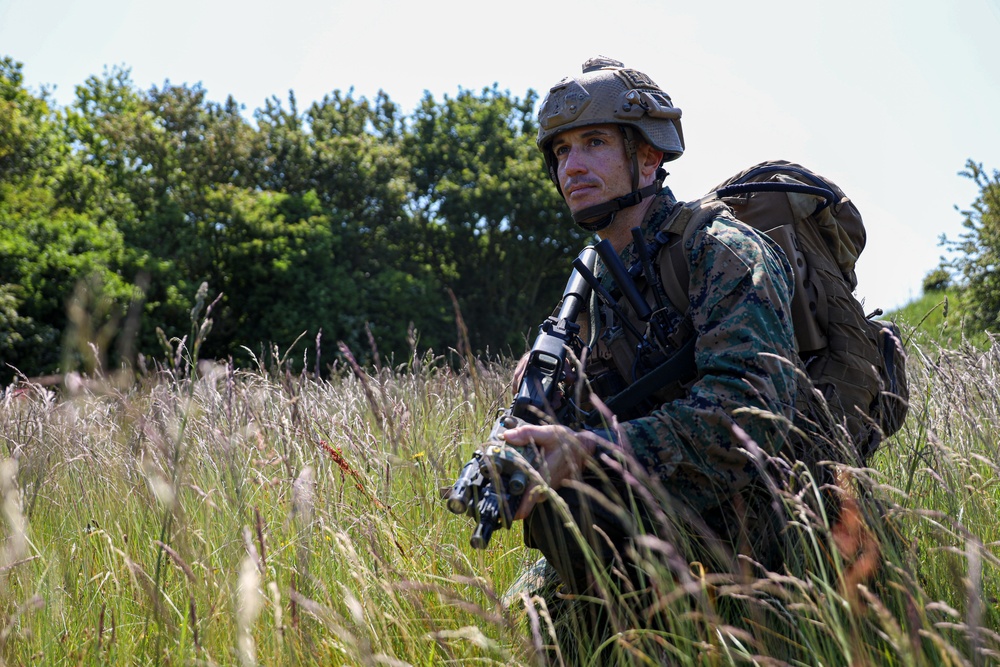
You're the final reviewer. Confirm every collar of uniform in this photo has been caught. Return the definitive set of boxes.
[638,186,680,242]
[593,188,678,291]
[612,188,679,274]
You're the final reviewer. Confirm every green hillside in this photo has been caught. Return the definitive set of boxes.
[890,288,991,350]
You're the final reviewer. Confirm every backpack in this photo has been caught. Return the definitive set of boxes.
[652,160,908,463]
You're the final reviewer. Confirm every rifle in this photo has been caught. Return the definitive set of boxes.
[444,234,700,548]
[445,246,597,549]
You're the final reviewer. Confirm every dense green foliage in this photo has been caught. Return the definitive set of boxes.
[6,53,1000,387]
[0,57,582,383]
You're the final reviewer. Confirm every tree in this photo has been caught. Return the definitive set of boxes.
[403,86,584,355]
[66,71,278,361]
[943,160,1000,332]
[0,57,63,182]
[0,58,134,382]
[2,56,592,378]
[251,89,453,360]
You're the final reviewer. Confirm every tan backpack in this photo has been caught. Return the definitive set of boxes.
[653,161,909,463]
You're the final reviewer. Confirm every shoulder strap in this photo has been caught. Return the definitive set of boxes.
[653,198,731,317]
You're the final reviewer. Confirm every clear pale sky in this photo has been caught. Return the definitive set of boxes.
[3,0,999,311]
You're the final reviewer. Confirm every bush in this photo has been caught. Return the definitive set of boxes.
[922,266,952,293]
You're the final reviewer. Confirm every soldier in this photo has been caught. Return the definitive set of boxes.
[500,56,800,655]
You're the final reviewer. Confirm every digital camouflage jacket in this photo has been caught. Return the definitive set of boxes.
[587,186,798,516]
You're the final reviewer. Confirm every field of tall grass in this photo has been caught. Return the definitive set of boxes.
[1,297,999,665]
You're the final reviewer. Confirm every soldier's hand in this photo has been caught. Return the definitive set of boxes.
[501,424,604,520]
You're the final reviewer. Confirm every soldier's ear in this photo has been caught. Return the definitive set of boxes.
[638,142,664,179]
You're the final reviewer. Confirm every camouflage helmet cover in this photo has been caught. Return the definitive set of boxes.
[536,56,685,167]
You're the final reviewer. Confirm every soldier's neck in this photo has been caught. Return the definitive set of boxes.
[598,197,656,252]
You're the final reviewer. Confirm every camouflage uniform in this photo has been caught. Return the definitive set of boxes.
[597,186,798,514]
[522,184,797,600]
[512,56,799,662]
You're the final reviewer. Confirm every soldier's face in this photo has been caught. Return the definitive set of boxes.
[551,124,632,215]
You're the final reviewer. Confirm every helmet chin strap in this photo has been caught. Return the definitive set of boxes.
[572,168,666,233]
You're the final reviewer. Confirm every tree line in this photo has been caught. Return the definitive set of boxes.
[0,56,587,383]
[5,53,999,385]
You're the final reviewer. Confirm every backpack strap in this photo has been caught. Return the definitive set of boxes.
[651,198,732,318]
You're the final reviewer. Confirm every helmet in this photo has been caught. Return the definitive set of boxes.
[536,56,685,232]
[536,56,684,169]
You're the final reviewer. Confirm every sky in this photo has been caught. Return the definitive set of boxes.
[2,0,1000,312]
